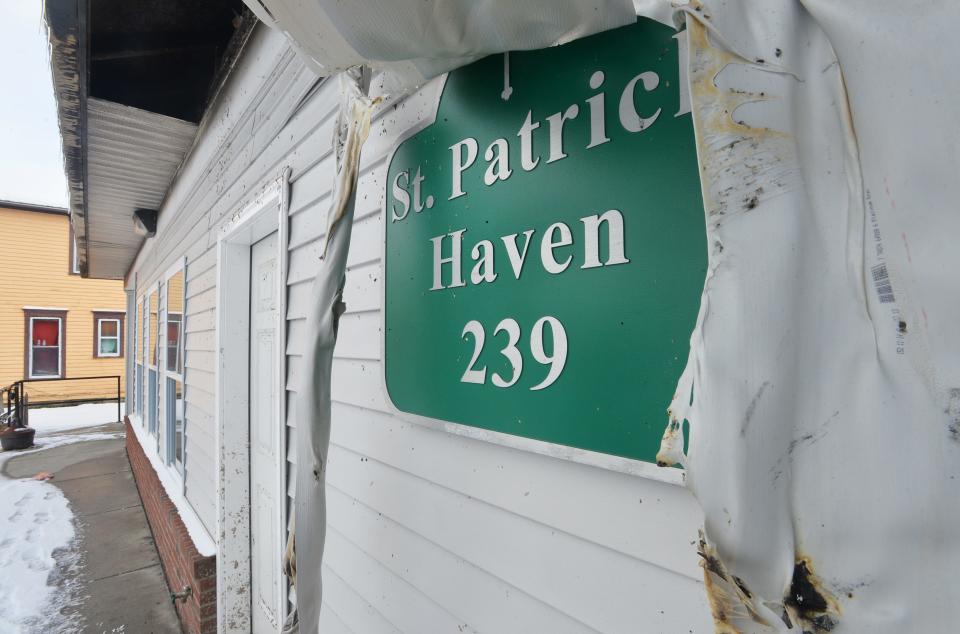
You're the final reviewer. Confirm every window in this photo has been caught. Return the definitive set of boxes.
[69,226,80,275]
[24,309,67,379]
[148,290,159,436]
[137,297,146,419]
[93,311,124,358]
[164,268,185,471]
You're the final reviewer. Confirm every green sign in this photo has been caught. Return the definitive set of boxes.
[383,18,705,463]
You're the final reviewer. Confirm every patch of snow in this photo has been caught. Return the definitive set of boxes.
[0,478,79,633]
[0,429,125,632]
[6,432,125,458]
[28,402,126,436]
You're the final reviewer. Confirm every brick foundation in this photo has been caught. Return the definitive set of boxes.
[125,418,217,634]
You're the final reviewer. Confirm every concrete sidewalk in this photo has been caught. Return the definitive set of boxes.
[2,424,181,633]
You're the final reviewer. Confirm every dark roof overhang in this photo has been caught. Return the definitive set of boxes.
[45,0,254,278]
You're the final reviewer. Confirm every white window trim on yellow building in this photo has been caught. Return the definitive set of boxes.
[96,317,121,357]
[27,315,64,379]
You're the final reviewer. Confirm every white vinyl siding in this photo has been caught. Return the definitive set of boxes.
[283,76,713,632]
[125,22,711,630]
[124,24,322,535]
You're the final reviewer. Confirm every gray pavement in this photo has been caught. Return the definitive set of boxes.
[2,424,182,633]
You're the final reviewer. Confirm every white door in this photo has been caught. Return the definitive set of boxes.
[250,231,281,632]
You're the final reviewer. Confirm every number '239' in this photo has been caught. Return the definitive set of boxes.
[460,317,567,390]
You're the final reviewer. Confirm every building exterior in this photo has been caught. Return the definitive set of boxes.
[0,201,126,404]
[45,3,712,633]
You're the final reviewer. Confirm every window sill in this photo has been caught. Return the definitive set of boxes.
[127,415,215,555]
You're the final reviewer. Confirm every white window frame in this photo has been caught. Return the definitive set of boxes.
[28,316,63,379]
[147,287,160,442]
[137,296,147,422]
[97,318,122,357]
[161,259,187,477]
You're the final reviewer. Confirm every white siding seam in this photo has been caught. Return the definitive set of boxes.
[325,484,601,634]
[319,601,355,634]
[286,205,381,251]
[325,520,482,632]
[321,561,403,634]
[328,439,700,585]
[287,190,332,218]
[185,261,216,283]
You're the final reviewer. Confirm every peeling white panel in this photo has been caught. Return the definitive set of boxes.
[244,0,638,90]
[656,2,960,631]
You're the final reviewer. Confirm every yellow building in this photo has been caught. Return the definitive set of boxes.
[0,201,126,404]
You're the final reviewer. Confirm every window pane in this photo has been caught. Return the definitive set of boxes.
[166,270,184,374]
[149,292,158,366]
[148,368,158,434]
[166,377,184,467]
[136,365,143,416]
[33,348,59,376]
[136,302,143,362]
[100,337,118,355]
[101,320,118,337]
[33,319,59,346]
[166,322,180,371]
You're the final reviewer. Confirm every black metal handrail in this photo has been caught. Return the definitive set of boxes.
[1,375,122,429]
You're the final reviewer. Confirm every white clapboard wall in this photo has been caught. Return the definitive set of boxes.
[284,56,712,634]
[129,21,712,632]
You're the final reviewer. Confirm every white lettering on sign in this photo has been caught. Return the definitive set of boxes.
[391,170,411,221]
[460,316,568,390]
[449,138,478,200]
[430,229,467,290]
[392,65,673,218]
[429,210,628,291]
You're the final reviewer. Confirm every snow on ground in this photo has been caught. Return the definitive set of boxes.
[28,402,125,435]
[0,408,124,633]
[0,478,80,633]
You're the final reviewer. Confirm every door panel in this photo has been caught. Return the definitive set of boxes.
[250,231,281,633]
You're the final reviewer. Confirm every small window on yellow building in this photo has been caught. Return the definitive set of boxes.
[93,312,124,358]
[24,309,68,379]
